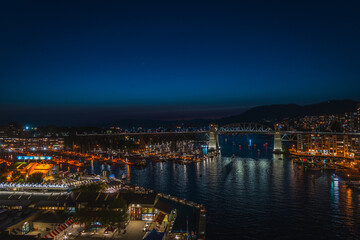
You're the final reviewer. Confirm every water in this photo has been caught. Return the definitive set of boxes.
[89,135,360,239]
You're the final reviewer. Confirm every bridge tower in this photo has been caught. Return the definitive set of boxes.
[208,124,219,150]
[273,124,282,154]
[297,133,303,152]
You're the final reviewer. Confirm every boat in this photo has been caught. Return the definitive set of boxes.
[331,174,339,181]
[135,159,146,167]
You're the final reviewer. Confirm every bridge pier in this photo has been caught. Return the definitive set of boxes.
[208,124,219,150]
[297,133,303,152]
[273,124,282,154]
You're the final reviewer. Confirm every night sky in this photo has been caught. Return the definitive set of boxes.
[1,0,360,125]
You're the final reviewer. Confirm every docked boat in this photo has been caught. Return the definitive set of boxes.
[135,159,146,167]
[331,174,339,181]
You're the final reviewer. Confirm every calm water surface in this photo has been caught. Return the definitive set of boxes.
[91,135,360,239]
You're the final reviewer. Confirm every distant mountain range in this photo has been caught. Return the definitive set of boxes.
[109,99,359,128]
[218,99,359,125]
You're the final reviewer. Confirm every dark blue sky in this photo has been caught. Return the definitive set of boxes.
[1,0,360,125]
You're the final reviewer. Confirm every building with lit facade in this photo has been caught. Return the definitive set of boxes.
[277,106,360,133]
[296,134,360,159]
[0,137,64,152]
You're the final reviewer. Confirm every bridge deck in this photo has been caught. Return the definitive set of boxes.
[76,131,360,136]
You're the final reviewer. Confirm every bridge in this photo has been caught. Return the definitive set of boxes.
[214,123,360,153]
[208,123,282,153]
[76,123,360,154]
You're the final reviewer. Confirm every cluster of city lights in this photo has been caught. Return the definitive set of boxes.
[17,156,52,160]
[0,182,69,189]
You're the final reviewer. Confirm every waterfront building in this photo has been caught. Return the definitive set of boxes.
[296,134,360,159]
[0,137,64,152]
[278,107,360,133]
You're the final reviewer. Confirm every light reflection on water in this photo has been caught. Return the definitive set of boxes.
[82,135,360,239]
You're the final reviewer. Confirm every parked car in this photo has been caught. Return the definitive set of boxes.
[104,226,116,234]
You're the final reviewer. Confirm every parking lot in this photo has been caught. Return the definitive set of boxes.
[72,221,147,240]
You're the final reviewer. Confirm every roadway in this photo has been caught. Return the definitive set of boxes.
[76,130,360,136]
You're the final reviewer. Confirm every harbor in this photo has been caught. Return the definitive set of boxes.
[0,175,206,240]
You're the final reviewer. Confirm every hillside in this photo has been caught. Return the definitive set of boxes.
[218,100,358,125]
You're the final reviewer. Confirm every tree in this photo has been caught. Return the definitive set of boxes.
[27,173,44,183]
[74,208,93,227]
[74,197,128,230]
[11,171,23,182]
[71,182,107,192]
[0,175,7,182]
[106,198,128,230]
